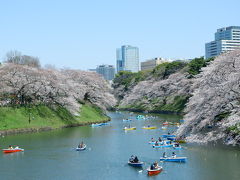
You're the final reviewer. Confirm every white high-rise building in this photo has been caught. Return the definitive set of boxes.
[205,26,240,59]
[116,45,139,73]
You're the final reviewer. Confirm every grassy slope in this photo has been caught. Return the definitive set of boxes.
[0,104,108,131]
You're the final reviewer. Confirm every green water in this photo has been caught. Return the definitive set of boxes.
[0,111,239,180]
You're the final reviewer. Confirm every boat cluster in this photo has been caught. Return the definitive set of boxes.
[150,135,182,149]
[128,134,187,176]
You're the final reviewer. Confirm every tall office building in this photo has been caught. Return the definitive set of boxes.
[96,65,115,81]
[205,26,240,59]
[116,45,139,73]
[116,48,123,72]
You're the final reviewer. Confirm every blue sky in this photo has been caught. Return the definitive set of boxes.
[0,0,240,70]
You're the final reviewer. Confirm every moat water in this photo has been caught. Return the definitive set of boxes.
[0,111,239,180]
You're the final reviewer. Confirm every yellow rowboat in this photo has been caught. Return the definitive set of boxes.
[142,126,157,130]
[123,127,136,130]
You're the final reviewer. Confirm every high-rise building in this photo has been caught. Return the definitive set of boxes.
[116,45,139,73]
[205,26,240,59]
[96,65,115,81]
[141,57,168,71]
[116,48,123,72]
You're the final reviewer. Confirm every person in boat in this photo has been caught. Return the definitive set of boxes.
[175,142,180,147]
[15,145,19,149]
[163,152,167,158]
[168,132,170,135]
[151,138,154,142]
[133,156,139,163]
[155,141,159,146]
[8,145,13,149]
[150,162,159,170]
[172,152,176,158]
[78,142,84,148]
[129,155,135,163]
[150,163,155,170]
[158,137,162,142]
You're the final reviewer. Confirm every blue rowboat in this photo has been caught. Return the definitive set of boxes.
[150,140,170,145]
[91,123,109,127]
[160,140,171,144]
[162,134,176,138]
[91,123,102,127]
[136,115,145,120]
[153,144,173,148]
[167,137,176,141]
[128,161,144,167]
[160,157,187,162]
[148,141,156,144]
[101,123,110,126]
[123,119,132,122]
[173,144,182,150]
[76,144,86,151]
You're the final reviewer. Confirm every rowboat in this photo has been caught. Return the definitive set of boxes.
[91,123,109,127]
[167,137,176,141]
[162,134,176,138]
[2,148,24,153]
[76,144,87,151]
[162,126,167,130]
[147,166,163,176]
[153,144,172,148]
[162,122,169,126]
[142,126,157,130]
[123,119,132,122]
[101,123,110,126]
[160,157,187,162]
[148,141,156,144]
[149,140,170,145]
[128,161,144,167]
[173,144,182,150]
[137,115,145,120]
[123,127,136,131]
[91,123,102,127]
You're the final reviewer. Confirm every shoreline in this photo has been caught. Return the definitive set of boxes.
[0,118,110,136]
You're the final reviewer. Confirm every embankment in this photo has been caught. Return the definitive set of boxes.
[0,103,109,136]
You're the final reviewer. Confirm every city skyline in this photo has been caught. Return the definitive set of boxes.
[0,0,240,70]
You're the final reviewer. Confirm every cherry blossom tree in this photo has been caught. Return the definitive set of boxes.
[177,50,240,145]
[0,63,116,116]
